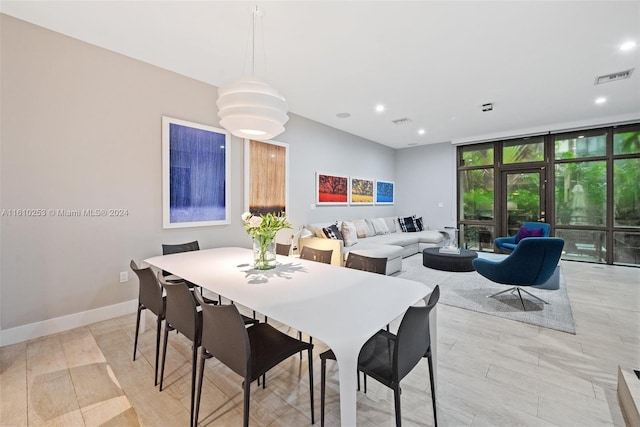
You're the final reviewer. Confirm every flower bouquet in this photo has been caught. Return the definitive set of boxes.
[241,211,291,270]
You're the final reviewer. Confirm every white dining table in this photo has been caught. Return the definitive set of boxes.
[144,246,436,426]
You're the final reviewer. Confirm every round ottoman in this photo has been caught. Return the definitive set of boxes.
[422,247,478,272]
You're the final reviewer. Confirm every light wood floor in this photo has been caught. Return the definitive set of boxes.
[2,260,638,426]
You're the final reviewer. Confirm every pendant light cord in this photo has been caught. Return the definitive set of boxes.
[251,5,257,76]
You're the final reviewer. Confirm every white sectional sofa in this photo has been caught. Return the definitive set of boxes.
[298,216,444,275]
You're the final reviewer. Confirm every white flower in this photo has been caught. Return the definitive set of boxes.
[249,216,263,228]
[241,212,252,222]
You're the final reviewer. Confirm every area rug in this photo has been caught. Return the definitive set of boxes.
[395,253,576,334]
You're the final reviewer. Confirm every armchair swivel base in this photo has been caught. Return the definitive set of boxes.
[487,286,548,310]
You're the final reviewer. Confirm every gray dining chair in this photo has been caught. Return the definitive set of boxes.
[193,292,315,427]
[130,260,165,386]
[320,285,440,427]
[300,246,333,264]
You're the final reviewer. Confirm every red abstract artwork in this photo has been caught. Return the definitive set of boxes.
[317,173,348,204]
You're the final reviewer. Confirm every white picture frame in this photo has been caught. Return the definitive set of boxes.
[162,116,230,228]
[244,138,289,215]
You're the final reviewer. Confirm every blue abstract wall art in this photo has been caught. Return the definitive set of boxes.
[375,180,395,205]
[162,117,230,228]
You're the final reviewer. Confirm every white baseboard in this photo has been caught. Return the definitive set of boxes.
[0,299,138,347]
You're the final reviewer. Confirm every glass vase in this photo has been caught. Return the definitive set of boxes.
[253,238,277,270]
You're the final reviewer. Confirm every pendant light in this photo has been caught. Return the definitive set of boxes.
[217,5,288,140]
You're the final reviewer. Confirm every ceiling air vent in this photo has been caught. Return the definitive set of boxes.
[594,68,634,85]
[391,117,412,125]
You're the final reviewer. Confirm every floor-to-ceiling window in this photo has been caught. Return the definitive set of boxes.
[458,143,495,251]
[457,123,640,267]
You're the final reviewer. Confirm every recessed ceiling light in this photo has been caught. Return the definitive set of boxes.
[620,41,637,51]
[595,97,607,104]
[418,129,426,135]
[336,112,351,119]
[375,104,385,113]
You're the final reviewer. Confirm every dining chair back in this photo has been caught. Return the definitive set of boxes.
[193,292,315,427]
[320,285,440,427]
[158,277,201,427]
[161,240,200,255]
[161,240,222,304]
[161,240,200,276]
[345,253,387,275]
[300,246,333,264]
[276,242,292,256]
[394,285,440,381]
[130,260,165,386]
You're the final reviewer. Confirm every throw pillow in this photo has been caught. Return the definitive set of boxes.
[322,223,343,240]
[353,218,374,238]
[383,217,397,233]
[370,217,390,235]
[341,221,358,247]
[415,216,425,231]
[514,226,544,243]
[398,216,417,232]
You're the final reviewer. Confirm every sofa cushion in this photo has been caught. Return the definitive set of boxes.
[366,233,420,246]
[417,230,445,244]
[370,217,390,235]
[341,221,358,247]
[322,223,343,240]
[308,222,336,238]
[383,217,398,233]
[398,216,417,232]
[345,243,403,262]
[415,216,425,231]
[353,218,374,238]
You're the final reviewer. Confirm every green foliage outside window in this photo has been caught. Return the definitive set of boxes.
[555,161,607,226]
[461,146,493,166]
[614,158,640,227]
[503,139,544,164]
[614,131,640,155]
[460,169,494,220]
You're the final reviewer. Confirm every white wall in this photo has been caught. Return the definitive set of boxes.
[395,142,457,231]
[0,14,398,342]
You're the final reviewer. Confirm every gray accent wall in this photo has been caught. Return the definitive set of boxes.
[0,14,401,334]
[395,142,457,231]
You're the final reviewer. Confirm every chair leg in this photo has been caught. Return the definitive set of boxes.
[516,288,527,310]
[243,375,251,427]
[427,352,437,427]
[394,386,402,427]
[487,286,517,299]
[364,372,367,393]
[194,349,206,427]
[159,323,170,391]
[519,287,549,305]
[133,305,143,361]
[308,347,315,424]
[154,316,162,386]
[190,343,198,427]
[320,357,326,427]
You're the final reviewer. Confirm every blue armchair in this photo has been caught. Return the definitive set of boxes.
[472,237,564,310]
[494,222,551,253]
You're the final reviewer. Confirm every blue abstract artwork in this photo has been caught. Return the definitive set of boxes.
[162,117,230,228]
[375,180,395,205]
